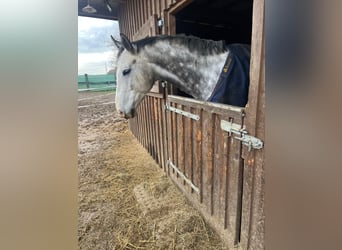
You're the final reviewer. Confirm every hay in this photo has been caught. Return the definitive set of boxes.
[78,91,226,250]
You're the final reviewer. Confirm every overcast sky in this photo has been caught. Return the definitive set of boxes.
[78,16,120,75]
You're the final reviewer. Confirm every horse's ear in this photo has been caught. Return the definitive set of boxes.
[111,35,122,49]
[120,33,137,54]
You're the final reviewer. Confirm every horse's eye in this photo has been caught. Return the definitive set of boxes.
[122,68,131,76]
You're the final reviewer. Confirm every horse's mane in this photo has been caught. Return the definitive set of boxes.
[116,34,227,59]
[135,35,227,56]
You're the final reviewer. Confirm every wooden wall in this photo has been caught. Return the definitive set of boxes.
[118,0,190,40]
[129,93,247,248]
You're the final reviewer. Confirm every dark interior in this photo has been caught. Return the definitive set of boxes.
[174,0,253,97]
[175,0,253,44]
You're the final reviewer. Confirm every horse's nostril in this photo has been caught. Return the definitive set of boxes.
[118,110,125,117]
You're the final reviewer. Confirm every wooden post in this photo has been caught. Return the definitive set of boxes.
[84,73,89,89]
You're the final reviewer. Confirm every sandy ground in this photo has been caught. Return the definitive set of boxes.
[78,91,225,250]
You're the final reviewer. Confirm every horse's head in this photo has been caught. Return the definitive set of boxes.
[111,34,155,118]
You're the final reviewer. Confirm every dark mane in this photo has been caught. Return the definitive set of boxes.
[134,35,227,56]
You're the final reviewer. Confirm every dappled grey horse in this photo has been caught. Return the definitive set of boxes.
[112,33,250,118]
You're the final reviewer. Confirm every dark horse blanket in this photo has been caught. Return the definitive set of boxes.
[208,44,251,107]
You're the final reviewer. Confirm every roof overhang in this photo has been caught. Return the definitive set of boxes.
[78,0,124,20]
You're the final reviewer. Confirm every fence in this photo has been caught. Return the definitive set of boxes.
[78,74,116,92]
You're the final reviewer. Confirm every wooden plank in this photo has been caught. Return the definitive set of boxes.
[128,0,134,38]
[212,114,223,218]
[176,103,185,184]
[154,97,161,165]
[221,118,230,229]
[136,103,141,144]
[183,105,192,185]
[133,0,139,35]
[146,0,151,18]
[148,96,155,157]
[191,107,202,198]
[226,134,243,245]
[171,102,178,175]
[202,110,214,214]
[158,98,166,169]
[141,0,146,23]
[240,0,265,248]
[161,0,165,13]
[123,1,129,37]
[166,103,173,175]
[151,0,156,15]
[145,97,151,153]
[142,98,148,149]
[137,0,142,29]
[156,0,160,16]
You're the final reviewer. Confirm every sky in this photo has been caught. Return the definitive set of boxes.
[78,16,120,75]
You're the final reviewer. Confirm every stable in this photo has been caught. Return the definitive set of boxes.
[79,1,264,249]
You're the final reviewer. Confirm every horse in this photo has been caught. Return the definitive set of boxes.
[111,33,250,118]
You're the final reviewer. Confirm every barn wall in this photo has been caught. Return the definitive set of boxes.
[118,0,191,40]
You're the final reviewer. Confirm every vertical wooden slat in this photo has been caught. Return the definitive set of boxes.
[144,98,151,152]
[144,97,149,152]
[129,0,134,39]
[150,97,155,158]
[183,106,192,186]
[160,0,165,13]
[141,0,146,24]
[171,102,178,174]
[158,98,165,169]
[139,99,145,148]
[156,0,160,16]
[226,133,243,244]
[148,97,154,156]
[123,1,129,37]
[212,114,223,217]
[146,0,151,18]
[221,117,230,229]
[192,107,202,198]
[161,97,167,171]
[176,104,185,183]
[136,104,140,143]
[166,105,172,175]
[154,97,161,164]
[202,111,214,214]
[132,0,138,35]
[136,0,140,29]
[140,0,144,27]
[151,0,156,15]
[240,0,265,249]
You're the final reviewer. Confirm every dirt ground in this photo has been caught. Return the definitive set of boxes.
[78,91,226,250]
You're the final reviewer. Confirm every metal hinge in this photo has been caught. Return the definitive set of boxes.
[221,120,263,151]
[165,105,200,121]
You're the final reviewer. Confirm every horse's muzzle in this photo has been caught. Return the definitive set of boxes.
[118,109,136,119]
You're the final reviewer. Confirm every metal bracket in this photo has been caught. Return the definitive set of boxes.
[165,105,200,121]
[157,18,164,27]
[220,120,263,151]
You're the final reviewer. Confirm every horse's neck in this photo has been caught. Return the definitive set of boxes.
[141,42,229,100]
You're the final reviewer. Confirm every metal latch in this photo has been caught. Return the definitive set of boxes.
[221,120,263,151]
[165,105,200,121]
